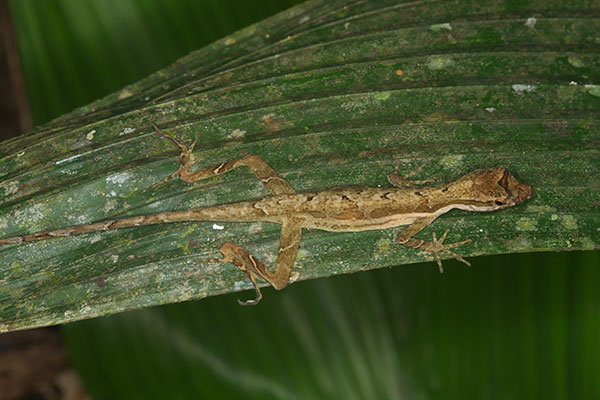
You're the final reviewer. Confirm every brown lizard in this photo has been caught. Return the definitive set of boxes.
[0,124,532,305]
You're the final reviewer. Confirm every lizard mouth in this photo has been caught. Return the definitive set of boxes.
[517,182,533,202]
[498,170,533,206]
[508,174,533,205]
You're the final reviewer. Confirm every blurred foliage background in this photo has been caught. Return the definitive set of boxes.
[6,0,600,398]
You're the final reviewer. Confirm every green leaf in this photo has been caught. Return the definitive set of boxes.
[1,0,598,333]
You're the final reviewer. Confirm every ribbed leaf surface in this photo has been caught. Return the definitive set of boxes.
[1,0,598,332]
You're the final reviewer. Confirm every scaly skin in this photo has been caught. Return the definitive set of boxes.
[0,124,533,305]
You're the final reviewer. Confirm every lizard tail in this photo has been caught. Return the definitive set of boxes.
[0,202,266,246]
[0,210,208,246]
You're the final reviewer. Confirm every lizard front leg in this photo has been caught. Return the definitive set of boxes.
[396,216,471,273]
[206,217,302,305]
[151,122,295,195]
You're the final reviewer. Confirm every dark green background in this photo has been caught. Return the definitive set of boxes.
[8,0,600,398]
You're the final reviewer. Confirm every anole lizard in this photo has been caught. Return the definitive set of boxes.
[0,124,532,305]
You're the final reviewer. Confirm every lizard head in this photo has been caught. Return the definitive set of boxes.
[455,168,532,211]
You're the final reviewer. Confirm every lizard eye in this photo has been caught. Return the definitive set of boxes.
[495,200,506,206]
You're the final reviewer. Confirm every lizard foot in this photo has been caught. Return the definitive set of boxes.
[387,160,433,188]
[419,230,471,273]
[150,122,197,189]
[196,242,267,306]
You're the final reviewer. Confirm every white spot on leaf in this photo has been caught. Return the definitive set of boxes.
[428,56,453,70]
[89,233,103,244]
[524,17,536,28]
[14,203,47,224]
[106,172,131,186]
[512,84,537,93]
[119,127,136,136]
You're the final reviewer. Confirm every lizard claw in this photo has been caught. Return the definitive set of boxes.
[237,271,263,306]
[238,296,261,306]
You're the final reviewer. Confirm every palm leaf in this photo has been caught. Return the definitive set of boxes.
[1,0,598,333]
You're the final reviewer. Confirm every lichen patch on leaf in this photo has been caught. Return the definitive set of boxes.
[560,215,578,230]
[516,217,538,232]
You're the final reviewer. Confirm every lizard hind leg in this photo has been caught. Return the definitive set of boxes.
[151,122,296,195]
[198,242,266,306]
[201,218,302,306]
